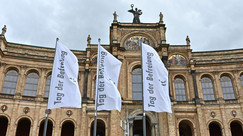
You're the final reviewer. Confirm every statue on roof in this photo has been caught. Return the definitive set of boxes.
[113,11,118,23]
[159,12,164,23]
[1,25,7,36]
[87,34,91,44]
[186,35,190,45]
[128,4,142,24]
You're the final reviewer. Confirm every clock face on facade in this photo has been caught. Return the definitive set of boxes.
[124,36,154,50]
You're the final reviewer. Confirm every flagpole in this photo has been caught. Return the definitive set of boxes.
[140,39,146,136]
[43,38,59,136]
[93,38,101,136]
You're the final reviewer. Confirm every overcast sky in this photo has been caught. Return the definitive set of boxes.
[1,0,243,51]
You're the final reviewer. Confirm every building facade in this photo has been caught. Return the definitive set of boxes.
[0,12,243,136]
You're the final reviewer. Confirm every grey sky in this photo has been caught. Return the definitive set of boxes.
[1,0,243,51]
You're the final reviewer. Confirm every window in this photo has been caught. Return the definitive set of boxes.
[44,75,51,98]
[2,70,18,95]
[23,72,39,97]
[174,77,187,101]
[132,68,142,100]
[201,77,215,100]
[220,76,235,100]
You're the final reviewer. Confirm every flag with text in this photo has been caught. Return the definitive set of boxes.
[95,44,122,112]
[142,43,172,113]
[47,41,81,109]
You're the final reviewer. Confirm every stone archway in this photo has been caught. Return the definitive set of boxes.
[209,122,222,136]
[16,118,31,136]
[61,120,75,136]
[38,119,53,136]
[178,120,194,136]
[90,119,106,136]
[0,116,8,136]
[230,120,243,136]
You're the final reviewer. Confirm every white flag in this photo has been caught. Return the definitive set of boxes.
[95,43,122,112]
[142,43,172,113]
[47,41,81,109]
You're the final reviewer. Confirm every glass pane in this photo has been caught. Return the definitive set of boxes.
[201,77,215,101]
[2,70,18,95]
[220,76,235,100]
[132,68,142,100]
[23,72,39,97]
[174,78,187,101]
[44,75,51,98]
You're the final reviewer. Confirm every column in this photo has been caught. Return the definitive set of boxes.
[191,70,200,104]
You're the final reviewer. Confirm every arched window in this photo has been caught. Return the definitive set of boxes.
[44,75,51,98]
[39,120,53,136]
[209,122,222,136]
[230,121,243,136]
[61,121,75,136]
[2,70,18,95]
[220,76,235,100]
[91,119,106,136]
[179,120,193,136]
[132,68,142,100]
[16,118,31,136]
[133,115,151,136]
[201,77,215,100]
[174,77,187,101]
[240,74,243,90]
[23,72,39,97]
[0,116,8,136]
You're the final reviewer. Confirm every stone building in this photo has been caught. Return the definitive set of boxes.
[0,11,243,136]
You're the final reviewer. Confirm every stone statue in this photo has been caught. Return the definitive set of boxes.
[128,4,142,23]
[87,34,91,44]
[159,12,163,23]
[113,11,118,22]
[186,35,190,45]
[1,25,7,36]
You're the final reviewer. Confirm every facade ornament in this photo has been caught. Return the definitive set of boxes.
[1,105,8,112]
[113,11,118,23]
[186,35,190,45]
[231,110,237,117]
[210,111,216,118]
[87,34,91,44]
[23,107,30,114]
[159,12,163,23]
[1,25,7,36]
[45,109,51,115]
[128,4,142,23]
[66,110,73,117]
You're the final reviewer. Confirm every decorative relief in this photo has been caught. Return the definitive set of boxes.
[168,54,188,65]
[124,36,153,50]
[23,107,30,114]
[45,109,51,115]
[66,110,73,117]
[1,105,7,112]
[91,55,97,65]
[210,111,216,118]
[231,110,237,117]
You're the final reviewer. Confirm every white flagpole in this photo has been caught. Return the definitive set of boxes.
[140,39,146,136]
[43,38,59,136]
[93,38,101,136]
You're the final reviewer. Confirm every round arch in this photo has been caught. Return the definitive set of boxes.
[128,109,158,136]
[0,115,9,136]
[177,118,196,136]
[89,118,107,136]
[4,65,20,74]
[15,116,32,136]
[207,120,224,136]
[120,32,157,48]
